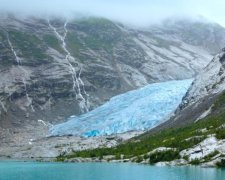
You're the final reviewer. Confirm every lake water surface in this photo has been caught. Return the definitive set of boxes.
[0,161,224,180]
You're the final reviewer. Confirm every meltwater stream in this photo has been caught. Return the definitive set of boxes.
[50,79,192,137]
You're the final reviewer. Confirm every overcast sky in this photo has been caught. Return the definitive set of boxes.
[0,0,224,27]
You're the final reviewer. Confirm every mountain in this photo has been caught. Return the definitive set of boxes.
[152,18,225,54]
[155,50,225,130]
[1,14,225,159]
[0,15,223,130]
[57,51,225,167]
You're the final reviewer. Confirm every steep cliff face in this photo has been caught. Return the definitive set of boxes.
[181,51,225,107]
[156,50,225,129]
[0,14,224,129]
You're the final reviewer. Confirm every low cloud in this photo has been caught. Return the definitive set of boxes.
[0,0,224,27]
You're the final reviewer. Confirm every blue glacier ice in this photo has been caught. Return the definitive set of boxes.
[49,79,193,137]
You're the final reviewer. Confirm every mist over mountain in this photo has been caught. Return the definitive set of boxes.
[0,0,225,27]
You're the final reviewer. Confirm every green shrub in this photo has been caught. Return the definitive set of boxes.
[143,154,149,159]
[190,158,201,165]
[56,155,65,162]
[216,129,225,139]
[149,150,180,164]
[203,150,220,162]
[115,154,121,160]
[213,92,225,111]
[183,155,189,161]
[216,159,225,168]
[135,156,143,163]
[99,155,103,160]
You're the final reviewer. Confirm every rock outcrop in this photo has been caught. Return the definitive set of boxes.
[155,49,225,130]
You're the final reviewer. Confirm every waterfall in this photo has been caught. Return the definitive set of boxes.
[7,34,34,112]
[48,20,89,113]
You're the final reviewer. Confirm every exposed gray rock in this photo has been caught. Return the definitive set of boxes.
[1,14,225,155]
[153,50,225,130]
[0,15,222,129]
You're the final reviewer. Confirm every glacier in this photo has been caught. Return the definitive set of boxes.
[49,79,193,137]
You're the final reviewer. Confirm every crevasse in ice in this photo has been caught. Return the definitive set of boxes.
[49,79,193,137]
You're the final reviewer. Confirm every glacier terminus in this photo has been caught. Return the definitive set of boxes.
[49,79,193,137]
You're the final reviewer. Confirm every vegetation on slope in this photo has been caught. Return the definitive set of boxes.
[43,34,64,54]
[8,30,52,65]
[71,18,122,53]
[56,91,225,164]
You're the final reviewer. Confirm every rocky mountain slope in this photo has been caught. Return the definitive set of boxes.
[1,14,224,131]
[0,12,225,160]
[156,50,225,129]
[57,51,225,167]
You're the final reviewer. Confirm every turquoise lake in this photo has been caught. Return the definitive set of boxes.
[0,162,225,180]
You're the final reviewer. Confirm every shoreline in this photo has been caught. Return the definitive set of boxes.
[0,156,222,169]
[0,158,222,169]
